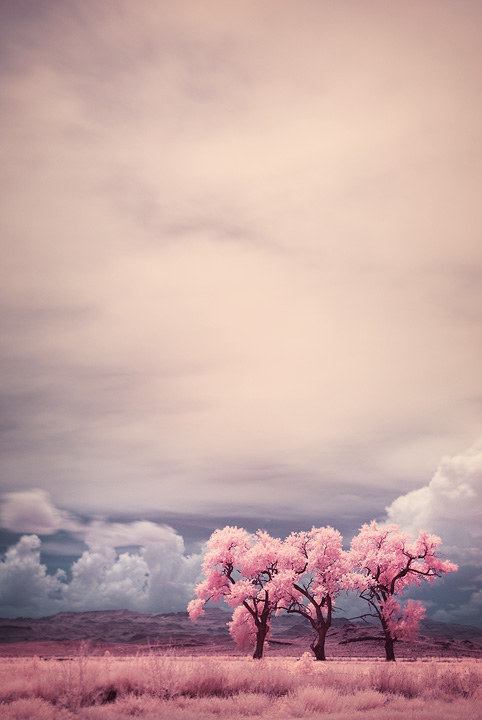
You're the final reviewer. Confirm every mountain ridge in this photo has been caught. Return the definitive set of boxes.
[0,609,480,659]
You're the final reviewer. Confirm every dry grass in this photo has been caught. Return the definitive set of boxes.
[0,652,480,719]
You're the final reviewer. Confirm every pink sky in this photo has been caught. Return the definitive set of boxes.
[0,0,481,623]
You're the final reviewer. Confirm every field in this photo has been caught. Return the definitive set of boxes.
[0,652,480,720]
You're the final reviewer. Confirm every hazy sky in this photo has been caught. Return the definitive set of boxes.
[0,0,481,625]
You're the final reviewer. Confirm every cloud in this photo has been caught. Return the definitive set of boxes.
[69,518,202,614]
[0,535,65,616]
[0,489,81,535]
[384,441,482,625]
[0,0,481,551]
[0,499,203,617]
[83,520,186,553]
[63,547,151,612]
[385,441,482,553]
[0,490,188,549]
[0,531,202,618]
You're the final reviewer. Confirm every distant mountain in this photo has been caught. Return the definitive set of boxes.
[0,609,480,659]
[0,608,230,647]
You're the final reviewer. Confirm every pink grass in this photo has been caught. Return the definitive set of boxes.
[0,654,480,719]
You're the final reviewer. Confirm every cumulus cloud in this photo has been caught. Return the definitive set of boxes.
[64,519,201,614]
[0,489,81,535]
[83,520,186,554]
[385,441,482,553]
[0,531,202,618]
[384,441,482,625]
[0,495,202,617]
[0,535,65,616]
[63,547,150,611]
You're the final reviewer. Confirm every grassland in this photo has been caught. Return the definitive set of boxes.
[0,652,480,719]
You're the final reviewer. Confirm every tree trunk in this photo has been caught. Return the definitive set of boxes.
[253,623,268,659]
[383,629,396,662]
[311,625,328,661]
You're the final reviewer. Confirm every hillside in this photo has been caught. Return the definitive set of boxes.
[0,608,480,659]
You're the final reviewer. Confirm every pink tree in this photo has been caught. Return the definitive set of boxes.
[279,526,348,660]
[347,521,457,661]
[188,526,288,659]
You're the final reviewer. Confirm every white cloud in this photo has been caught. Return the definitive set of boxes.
[0,490,187,554]
[83,520,186,554]
[384,441,482,625]
[0,489,81,535]
[385,441,482,553]
[0,535,65,615]
[0,510,202,617]
[64,519,201,614]
[63,546,150,611]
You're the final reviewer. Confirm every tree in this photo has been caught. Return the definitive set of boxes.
[346,521,457,661]
[279,526,348,660]
[188,526,288,659]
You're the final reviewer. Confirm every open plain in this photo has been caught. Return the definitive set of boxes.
[0,610,481,719]
[0,654,480,719]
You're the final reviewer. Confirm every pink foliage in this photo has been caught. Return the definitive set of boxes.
[397,599,427,641]
[186,597,205,621]
[281,526,348,621]
[228,605,260,650]
[349,521,457,643]
[238,530,284,578]
[188,525,284,657]
[188,526,252,612]
[189,520,457,660]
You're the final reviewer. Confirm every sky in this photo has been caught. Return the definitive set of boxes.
[0,0,481,626]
